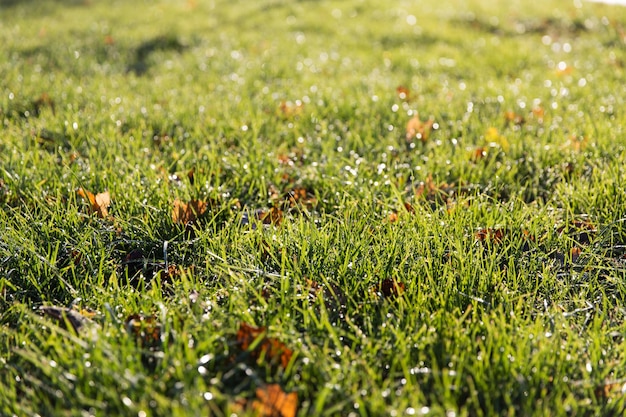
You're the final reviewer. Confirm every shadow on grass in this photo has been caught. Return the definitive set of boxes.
[127,34,187,76]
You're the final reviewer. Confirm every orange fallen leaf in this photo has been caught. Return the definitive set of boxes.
[77,188,110,218]
[562,134,588,152]
[532,106,545,120]
[286,187,317,208]
[257,207,283,225]
[504,111,524,126]
[571,246,582,262]
[475,228,504,244]
[252,384,298,417]
[172,199,207,225]
[396,85,410,101]
[388,203,413,223]
[556,63,573,76]
[236,322,293,369]
[471,147,488,161]
[278,101,304,118]
[595,381,626,399]
[405,114,434,143]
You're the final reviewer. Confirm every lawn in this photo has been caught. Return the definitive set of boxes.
[2,0,626,415]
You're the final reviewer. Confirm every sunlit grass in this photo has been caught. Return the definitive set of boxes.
[2,0,626,415]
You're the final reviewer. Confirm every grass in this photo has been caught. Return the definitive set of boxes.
[2,0,626,415]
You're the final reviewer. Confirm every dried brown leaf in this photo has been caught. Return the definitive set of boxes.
[172,198,207,225]
[252,384,298,417]
[77,188,110,218]
[405,114,434,142]
[236,322,293,369]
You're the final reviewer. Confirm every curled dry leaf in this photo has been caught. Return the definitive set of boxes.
[405,114,434,143]
[257,207,283,225]
[557,219,596,245]
[40,306,93,333]
[571,246,582,262]
[172,198,207,225]
[286,187,317,209]
[77,188,111,218]
[371,278,406,300]
[388,202,414,223]
[236,322,293,369]
[595,381,626,399]
[475,228,505,244]
[306,279,347,316]
[125,313,162,349]
[252,384,298,417]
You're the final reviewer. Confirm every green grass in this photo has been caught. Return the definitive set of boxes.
[2,0,626,415]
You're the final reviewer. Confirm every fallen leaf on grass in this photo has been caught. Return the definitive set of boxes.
[595,380,626,399]
[405,114,434,143]
[557,219,596,245]
[571,246,582,262]
[470,146,488,161]
[125,313,162,348]
[278,100,304,118]
[40,306,94,333]
[387,202,414,223]
[562,134,588,152]
[236,322,293,369]
[286,187,317,209]
[126,313,163,370]
[306,279,347,316]
[485,127,509,152]
[504,111,525,126]
[77,188,111,218]
[556,62,573,76]
[532,106,545,121]
[257,207,284,225]
[396,85,410,101]
[252,384,298,417]
[172,198,207,225]
[475,228,505,244]
[32,92,55,116]
[370,278,406,300]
